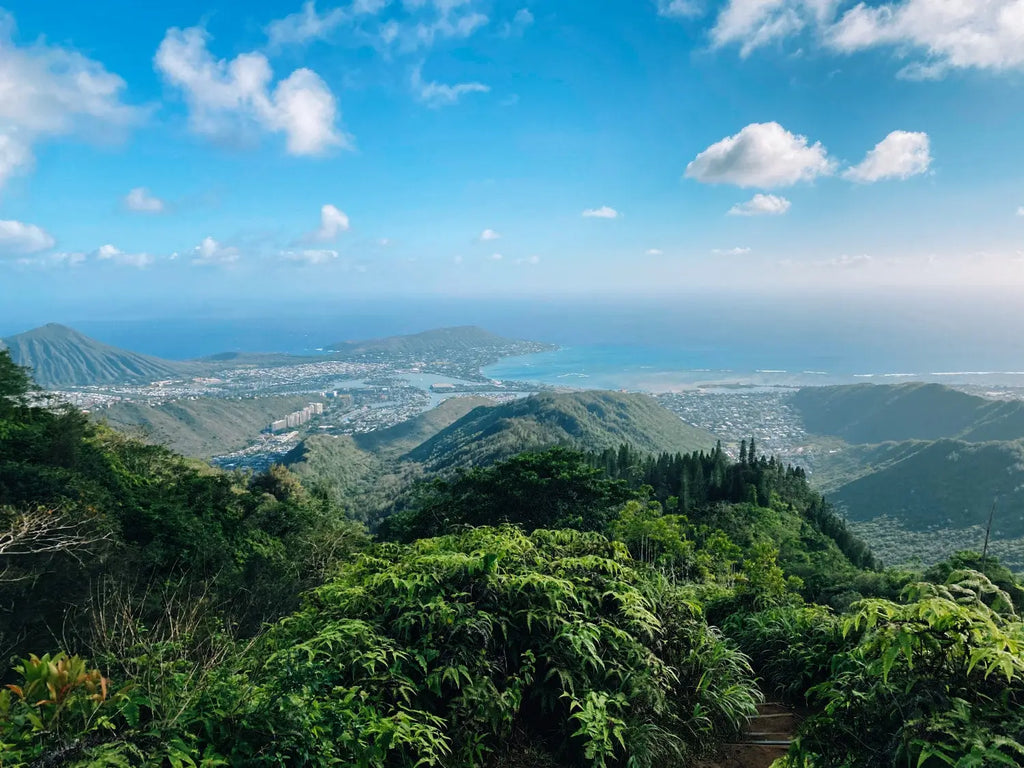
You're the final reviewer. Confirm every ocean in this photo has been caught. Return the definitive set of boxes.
[4,291,1024,392]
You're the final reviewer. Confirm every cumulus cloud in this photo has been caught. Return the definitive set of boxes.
[686,122,834,188]
[656,0,702,19]
[729,192,792,216]
[1017,206,1024,217]
[479,228,501,241]
[827,0,1024,76]
[411,64,489,107]
[308,204,351,242]
[646,248,664,256]
[154,26,347,155]
[96,243,155,268]
[192,236,240,265]
[582,206,620,219]
[283,248,339,264]
[123,187,165,213]
[490,252,504,260]
[712,246,752,255]
[0,10,144,189]
[0,220,55,255]
[843,130,932,182]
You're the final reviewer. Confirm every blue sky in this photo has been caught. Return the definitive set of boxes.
[2,0,1024,319]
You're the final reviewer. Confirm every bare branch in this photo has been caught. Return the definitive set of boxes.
[0,507,108,582]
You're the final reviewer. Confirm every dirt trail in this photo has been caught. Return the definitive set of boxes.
[700,701,798,768]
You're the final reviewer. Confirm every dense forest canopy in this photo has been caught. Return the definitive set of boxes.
[2,348,1024,767]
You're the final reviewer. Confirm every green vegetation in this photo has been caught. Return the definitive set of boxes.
[1,324,190,388]
[0,349,366,657]
[330,325,553,360]
[101,394,320,458]
[406,391,718,470]
[791,382,1024,444]
[792,383,1024,570]
[4,348,1024,767]
[353,395,494,456]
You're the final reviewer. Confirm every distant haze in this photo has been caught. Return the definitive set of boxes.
[3,290,1023,383]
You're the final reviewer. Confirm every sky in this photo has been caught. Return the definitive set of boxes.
[2,0,1024,319]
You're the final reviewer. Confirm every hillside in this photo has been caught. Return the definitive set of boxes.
[2,324,189,388]
[353,396,494,456]
[405,391,719,470]
[100,395,318,459]
[831,438,1024,532]
[791,383,1024,443]
[330,325,553,361]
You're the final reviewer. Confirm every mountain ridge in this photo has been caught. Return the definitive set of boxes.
[405,390,719,470]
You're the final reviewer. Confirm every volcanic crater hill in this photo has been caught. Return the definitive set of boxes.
[404,390,720,471]
[1,324,192,389]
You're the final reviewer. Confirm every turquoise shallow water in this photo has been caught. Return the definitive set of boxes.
[483,345,1024,393]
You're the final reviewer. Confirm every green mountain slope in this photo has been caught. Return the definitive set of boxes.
[2,324,189,388]
[791,383,1024,443]
[353,396,494,456]
[100,395,318,458]
[330,325,553,360]
[831,439,1024,531]
[405,391,719,470]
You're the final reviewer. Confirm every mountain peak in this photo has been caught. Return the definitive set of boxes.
[1,324,188,389]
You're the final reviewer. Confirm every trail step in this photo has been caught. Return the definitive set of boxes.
[697,695,800,768]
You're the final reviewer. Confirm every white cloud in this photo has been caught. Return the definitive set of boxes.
[827,0,1024,76]
[819,253,873,268]
[0,134,33,190]
[710,1,1024,78]
[123,187,165,213]
[1017,206,1024,217]
[0,10,144,189]
[729,192,792,215]
[154,26,346,155]
[711,0,838,56]
[0,220,55,255]
[490,252,504,260]
[309,204,351,242]
[686,122,834,188]
[12,251,86,269]
[479,228,501,241]
[96,243,154,268]
[843,130,932,182]
[192,236,240,266]
[515,254,541,265]
[582,206,620,219]
[412,11,489,48]
[656,0,702,19]
[266,1,348,48]
[48,252,86,267]
[646,248,664,255]
[411,65,489,107]
[502,8,534,35]
[712,246,752,255]
[283,248,339,264]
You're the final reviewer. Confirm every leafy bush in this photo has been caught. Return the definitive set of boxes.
[724,603,846,705]
[784,569,1024,767]
[221,526,759,767]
